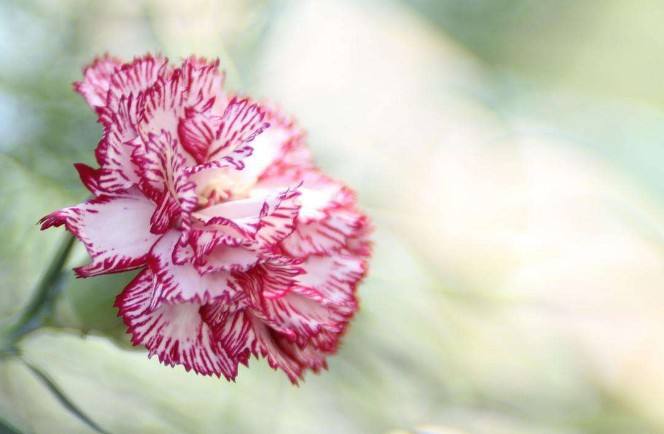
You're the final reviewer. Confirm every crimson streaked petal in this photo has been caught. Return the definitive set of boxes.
[237,260,346,345]
[178,111,223,163]
[229,106,309,184]
[185,216,254,263]
[148,231,241,304]
[195,196,264,234]
[202,303,334,383]
[251,320,328,384]
[200,305,254,364]
[307,328,344,353]
[40,190,160,277]
[180,56,226,111]
[206,96,270,167]
[135,130,197,233]
[73,163,104,196]
[251,290,348,344]
[172,232,196,265]
[73,55,120,109]
[237,258,303,300]
[192,185,301,253]
[176,58,229,162]
[257,168,353,222]
[106,54,169,113]
[255,186,301,247]
[256,104,313,180]
[282,209,368,258]
[297,177,354,222]
[184,151,254,176]
[194,244,258,275]
[294,253,366,309]
[94,96,144,192]
[137,71,187,143]
[115,269,238,379]
[346,217,374,257]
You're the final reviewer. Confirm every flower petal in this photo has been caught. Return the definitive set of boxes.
[115,269,238,379]
[73,163,104,196]
[194,244,258,275]
[282,209,368,258]
[184,215,254,263]
[178,111,223,164]
[238,261,347,345]
[192,185,302,252]
[256,104,313,180]
[237,258,304,299]
[195,197,263,234]
[252,291,348,343]
[201,301,333,383]
[40,190,160,277]
[106,54,169,113]
[180,56,226,111]
[257,168,353,221]
[251,320,328,384]
[232,107,307,183]
[147,231,241,304]
[186,105,310,198]
[93,95,144,192]
[200,306,254,364]
[294,253,366,310]
[176,58,229,162]
[133,130,198,233]
[206,96,270,167]
[255,186,301,247]
[73,55,120,109]
[137,72,187,145]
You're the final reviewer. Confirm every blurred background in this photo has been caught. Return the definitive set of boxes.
[1,0,663,433]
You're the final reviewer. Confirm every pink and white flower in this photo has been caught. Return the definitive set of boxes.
[41,54,371,383]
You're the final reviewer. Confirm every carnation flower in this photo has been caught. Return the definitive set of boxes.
[41,54,371,383]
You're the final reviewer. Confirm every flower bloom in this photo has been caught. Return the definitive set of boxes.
[41,54,371,383]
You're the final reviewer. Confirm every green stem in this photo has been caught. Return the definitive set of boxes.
[0,233,108,433]
[4,233,75,345]
[22,358,110,434]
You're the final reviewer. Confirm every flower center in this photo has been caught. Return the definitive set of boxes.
[196,172,252,207]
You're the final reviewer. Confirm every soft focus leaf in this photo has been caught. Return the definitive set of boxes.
[0,357,97,434]
[15,329,273,434]
[21,361,109,434]
[0,155,74,330]
[0,417,23,434]
[52,269,137,338]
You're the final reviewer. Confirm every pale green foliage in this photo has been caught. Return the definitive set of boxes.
[0,156,74,329]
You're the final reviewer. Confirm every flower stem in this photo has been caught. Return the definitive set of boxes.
[3,233,75,347]
[22,358,110,434]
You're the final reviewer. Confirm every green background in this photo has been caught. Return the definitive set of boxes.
[1,0,663,433]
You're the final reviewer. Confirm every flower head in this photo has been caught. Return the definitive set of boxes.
[41,54,372,383]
